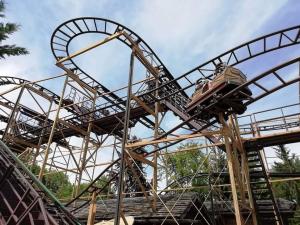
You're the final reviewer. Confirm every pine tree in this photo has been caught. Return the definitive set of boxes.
[0,1,28,59]
[272,145,300,202]
[272,144,300,224]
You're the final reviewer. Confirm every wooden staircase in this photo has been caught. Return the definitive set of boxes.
[246,149,283,225]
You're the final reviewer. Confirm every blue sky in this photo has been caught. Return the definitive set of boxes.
[2,0,300,165]
[2,0,300,105]
[2,0,298,80]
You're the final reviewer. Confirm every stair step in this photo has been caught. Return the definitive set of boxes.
[257,202,275,206]
[248,159,260,163]
[251,185,268,190]
[251,186,268,190]
[253,192,271,197]
[249,170,264,175]
[260,218,278,222]
[255,196,273,201]
[252,189,270,194]
[249,164,262,169]
[247,152,259,157]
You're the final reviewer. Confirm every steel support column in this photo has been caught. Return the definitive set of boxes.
[152,74,160,210]
[2,85,25,141]
[38,76,69,180]
[31,100,53,167]
[75,92,97,197]
[114,51,135,225]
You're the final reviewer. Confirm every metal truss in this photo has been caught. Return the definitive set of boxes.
[0,17,300,225]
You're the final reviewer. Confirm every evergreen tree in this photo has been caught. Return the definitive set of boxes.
[272,145,300,203]
[272,145,300,225]
[0,1,28,59]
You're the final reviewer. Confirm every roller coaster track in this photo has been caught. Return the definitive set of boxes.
[51,17,187,97]
[60,26,300,223]
[69,66,300,213]
[0,76,110,124]
[2,19,299,151]
[183,23,300,78]
[50,18,300,140]
[1,17,300,182]
[51,17,187,132]
[8,49,298,153]
[0,76,60,103]
[1,18,300,224]
[0,140,80,225]
[51,18,300,129]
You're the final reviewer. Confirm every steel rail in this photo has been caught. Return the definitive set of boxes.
[3,54,300,152]
[106,23,300,103]
[0,76,101,119]
[51,17,187,98]
[3,18,300,216]
[4,53,300,155]
[183,23,300,78]
[51,18,162,132]
[0,76,61,103]
[34,21,300,141]
[66,55,300,212]
[0,139,81,224]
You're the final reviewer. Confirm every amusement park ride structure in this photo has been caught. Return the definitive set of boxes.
[0,17,299,225]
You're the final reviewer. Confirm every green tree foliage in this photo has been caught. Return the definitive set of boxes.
[272,145,300,203]
[208,148,230,198]
[162,141,210,191]
[43,172,73,199]
[161,141,230,200]
[272,145,300,225]
[30,164,73,200]
[95,176,110,193]
[30,163,113,200]
[0,1,28,58]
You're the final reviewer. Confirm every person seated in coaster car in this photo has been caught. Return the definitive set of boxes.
[186,63,252,121]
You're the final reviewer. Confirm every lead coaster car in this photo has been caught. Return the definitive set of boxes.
[186,65,252,121]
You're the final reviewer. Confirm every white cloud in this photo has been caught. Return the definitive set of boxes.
[1,0,288,80]
[131,0,288,73]
[1,0,297,181]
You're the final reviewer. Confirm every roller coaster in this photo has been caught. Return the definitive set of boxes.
[0,17,300,225]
